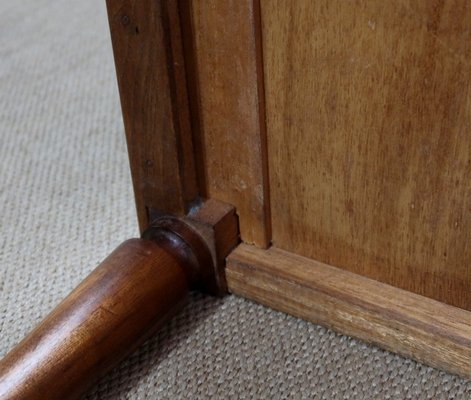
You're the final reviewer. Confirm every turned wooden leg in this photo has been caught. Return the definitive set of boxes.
[0,202,238,400]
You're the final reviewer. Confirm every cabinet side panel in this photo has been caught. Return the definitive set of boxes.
[262,0,471,308]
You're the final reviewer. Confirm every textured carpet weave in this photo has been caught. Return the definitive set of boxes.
[1,1,470,399]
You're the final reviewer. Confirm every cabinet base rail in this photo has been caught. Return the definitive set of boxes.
[227,244,471,381]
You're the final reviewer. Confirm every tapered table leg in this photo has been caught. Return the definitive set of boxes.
[0,202,238,400]
[0,238,196,400]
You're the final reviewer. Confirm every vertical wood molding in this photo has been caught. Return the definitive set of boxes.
[186,0,271,247]
[107,0,199,232]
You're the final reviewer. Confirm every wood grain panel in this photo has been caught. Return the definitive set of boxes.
[261,0,471,308]
[187,0,271,247]
[227,244,471,380]
[107,0,199,231]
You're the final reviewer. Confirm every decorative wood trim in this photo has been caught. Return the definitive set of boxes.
[107,0,199,231]
[226,244,471,380]
[184,0,271,247]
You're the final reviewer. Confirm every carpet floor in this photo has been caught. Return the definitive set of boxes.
[1,1,470,399]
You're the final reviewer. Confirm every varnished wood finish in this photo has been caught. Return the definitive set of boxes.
[0,200,238,399]
[107,0,199,231]
[261,0,471,309]
[0,239,190,400]
[184,198,240,293]
[186,0,271,247]
[227,244,471,380]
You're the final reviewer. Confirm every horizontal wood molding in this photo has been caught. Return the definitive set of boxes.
[226,244,471,380]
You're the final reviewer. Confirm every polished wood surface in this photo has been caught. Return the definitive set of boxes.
[0,238,190,400]
[183,198,240,293]
[93,0,471,386]
[186,0,271,247]
[0,199,238,399]
[107,0,199,231]
[227,243,471,380]
[261,0,471,308]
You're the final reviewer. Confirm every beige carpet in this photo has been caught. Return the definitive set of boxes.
[1,1,470,399]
